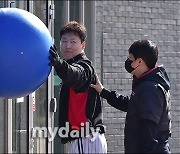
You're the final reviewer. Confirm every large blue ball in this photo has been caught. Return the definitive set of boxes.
[0,8,52,98]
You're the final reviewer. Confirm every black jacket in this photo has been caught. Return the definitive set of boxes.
[100,66,171,153]
[54,52,105,144]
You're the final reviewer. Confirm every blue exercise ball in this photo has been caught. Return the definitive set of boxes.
[0,8,53,98]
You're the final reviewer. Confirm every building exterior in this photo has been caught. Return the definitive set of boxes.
[0,0,179,153]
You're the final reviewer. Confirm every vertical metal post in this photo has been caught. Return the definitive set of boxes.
[91,1,96,64]
[5,99,13,153]
[47,0,56,153]
[28,92,35,153]
[27,2,34,153]
[84,1,96,64]
[64,0,69,23]
[79,0,84,24]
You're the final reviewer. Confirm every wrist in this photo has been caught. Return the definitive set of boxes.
[99,85,104,93]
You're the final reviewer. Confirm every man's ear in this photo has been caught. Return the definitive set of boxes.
[82,41,86,49]
[139,59,142,64]
[139,58,146,66]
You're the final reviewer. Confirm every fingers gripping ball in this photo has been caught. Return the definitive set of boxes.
[0,8,53,98]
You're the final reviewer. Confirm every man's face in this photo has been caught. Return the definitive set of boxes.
[128,53,141,74]
[60,32,85,60]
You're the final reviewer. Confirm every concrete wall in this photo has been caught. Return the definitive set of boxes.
[95,1,180,153]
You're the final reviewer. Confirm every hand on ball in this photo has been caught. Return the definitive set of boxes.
[49,44,60,66]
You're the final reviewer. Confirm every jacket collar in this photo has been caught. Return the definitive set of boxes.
[132,65,170,91]
[137,66,158,80]
[66,52,87,64]
[132,66,158,90]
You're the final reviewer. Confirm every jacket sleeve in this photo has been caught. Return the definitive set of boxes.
[100,88,129,112]
[54,59,93,93]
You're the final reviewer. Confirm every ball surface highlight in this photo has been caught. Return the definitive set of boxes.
[0,8,52,98]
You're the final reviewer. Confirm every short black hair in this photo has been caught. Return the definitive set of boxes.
[60,21,87,43]
[129,40,158,69]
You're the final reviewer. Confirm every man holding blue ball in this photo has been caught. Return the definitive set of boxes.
[49,21,107,153]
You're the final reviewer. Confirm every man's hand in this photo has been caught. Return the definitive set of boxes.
[49,44,60,66]
[90,74,104,93]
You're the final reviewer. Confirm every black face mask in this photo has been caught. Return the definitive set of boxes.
[125,58,135,73]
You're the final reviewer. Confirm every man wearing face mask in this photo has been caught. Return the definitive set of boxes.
[90,40,171,153]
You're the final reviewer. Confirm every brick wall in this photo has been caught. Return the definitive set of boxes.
[95,1,180,153]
